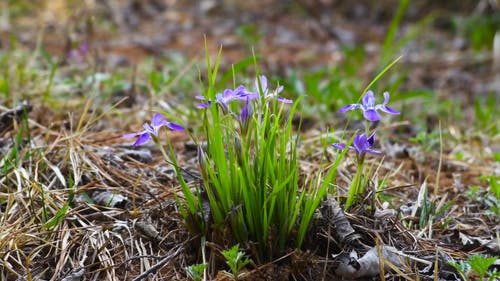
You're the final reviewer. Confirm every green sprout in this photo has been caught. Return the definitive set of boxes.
[449,254,499,281]
[185,263,207,281]
[221,244,251,279]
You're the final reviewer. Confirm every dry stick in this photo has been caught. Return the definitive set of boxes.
[131,245,184,281]
[376,237,385,281]
[433,120,443,199]
[430,121,443,239]
[321,223,330,281]
[433,247,439,281]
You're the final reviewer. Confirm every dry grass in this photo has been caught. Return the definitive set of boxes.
[0,105,195,280]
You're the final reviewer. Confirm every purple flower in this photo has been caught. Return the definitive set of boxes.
[196,85,251,112]
[79,43,89,53]
[240,100,253,133]
[241,101,252,122]
[338,90,399,122]
[123,113,184,146]
[253,75,292,103]
[68,43,89,61]
[332,133,382,163]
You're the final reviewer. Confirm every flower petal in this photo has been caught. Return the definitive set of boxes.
[277,96,293,103]
[217,101,229,113]
[153,118,170,129]
[197,102,211,109]
[151,113,165,127]
[365,149,382,155]
[222,89,233,100]
[259,75,267,92]
[362,90,376,108]
[234,85,247,96]
[338,104,360,113]
[331,143,346,150]
[239,92,259,100]
[79,44,89,53]
[367,133,375,146]
[166,122,185,131]
[123,132,142,138]
[134,133,151,146]
[143,123,154,134]
[379,106,400,115]
[383,91,390,104]
[276,85,284,94]
[195,95,206,100]
[352,134,367,152]
[241,102,253,124]
[363,109,380,122]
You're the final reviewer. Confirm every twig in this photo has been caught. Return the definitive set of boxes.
[131,245,184,281]
[125,255,167,261]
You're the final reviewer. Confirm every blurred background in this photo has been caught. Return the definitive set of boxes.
[0,0,499,130]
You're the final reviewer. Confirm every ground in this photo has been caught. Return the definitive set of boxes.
[0,1,499,280]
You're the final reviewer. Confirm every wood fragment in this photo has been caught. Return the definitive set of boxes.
[333,245,430,278]
[135,220,161,242]
[0,101,32,134]
[319,195,364,248]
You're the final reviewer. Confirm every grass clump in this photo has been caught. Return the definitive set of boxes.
[125,48,344,264]
[183,50,342,262]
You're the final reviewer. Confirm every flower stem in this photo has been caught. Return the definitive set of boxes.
[345,165,364,210]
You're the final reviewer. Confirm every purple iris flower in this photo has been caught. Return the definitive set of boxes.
[252,75,292,103]
[338,90,399,122]
[196,85,250,112]
[332,133,382,163]
[241,102,252,123]
[79,43,89,53]
[123,113,184,146]
[240,100,253,133]
[68,43,89,61]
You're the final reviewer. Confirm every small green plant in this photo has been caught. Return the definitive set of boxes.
[474,93,499,136]
[103,72,131,95]
[485,176,500,220]
[410,130,442,152]
[235,23,263,47]
[149,68,172,94]
[467,176,500,221]
[414,182,454,230]
[221,244,251,279]
[468,255,499,281]
[456,14,500,51]
[449,254,499,281]
[0,52,10,98]
[448,259,472,281]
[466,185,483,201]
[185,263,207,281]
[487,176,500,200]
[379,0,433,66]
[494,153,500,163]
[282,54,362,118]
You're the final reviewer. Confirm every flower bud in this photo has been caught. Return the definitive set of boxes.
[197,144,209,182]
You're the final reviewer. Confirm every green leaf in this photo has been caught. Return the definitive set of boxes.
[468,254,498,279]
[45,202,69,230]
